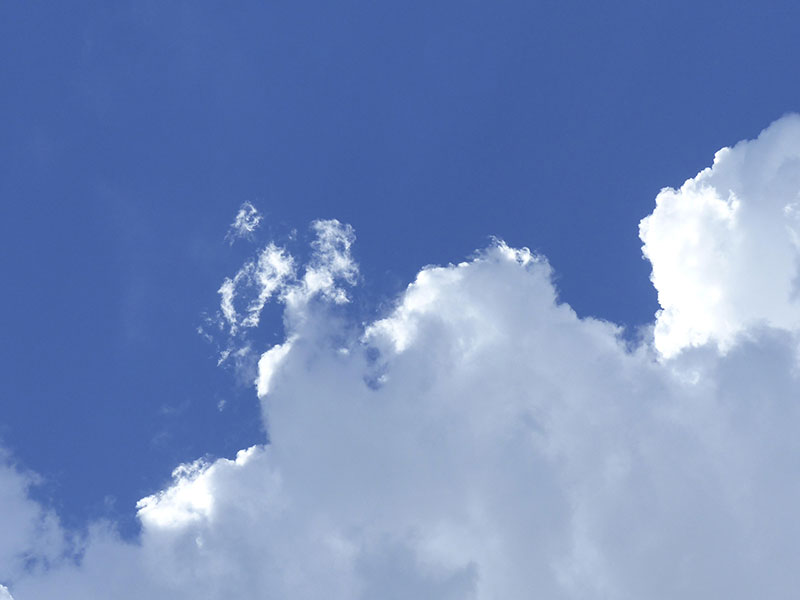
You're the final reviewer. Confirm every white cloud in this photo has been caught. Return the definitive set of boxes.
[255,339,294,398]
[298,219,358,304]
[225,202,263,244]
[207,219,357,368]
[640,114,800,357]
[0,458,69,585]
[6,116,800,598]
[0,585,13,600]
[216,243,295,336]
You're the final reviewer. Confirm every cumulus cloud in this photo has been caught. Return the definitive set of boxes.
[225,202,263,244]
[640,114,800,357]
[5,116,800,599]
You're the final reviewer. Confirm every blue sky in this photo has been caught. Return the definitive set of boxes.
[3,2,800,596]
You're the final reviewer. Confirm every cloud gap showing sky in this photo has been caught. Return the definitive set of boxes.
[2,116,800,598]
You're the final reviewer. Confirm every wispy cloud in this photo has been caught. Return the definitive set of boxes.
[225,201,263,245]
[203,219,358,371]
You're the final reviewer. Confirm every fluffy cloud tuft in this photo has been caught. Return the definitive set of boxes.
[641,114,800,357]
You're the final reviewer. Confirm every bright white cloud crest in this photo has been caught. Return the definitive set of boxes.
[4,116,800,599]
[641,114,800,357]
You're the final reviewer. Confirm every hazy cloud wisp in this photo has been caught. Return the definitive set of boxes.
[225,201,263,245]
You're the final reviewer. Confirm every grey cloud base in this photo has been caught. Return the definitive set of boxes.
[4,116,800,599]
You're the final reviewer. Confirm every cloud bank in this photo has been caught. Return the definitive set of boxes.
[3,116,800,599]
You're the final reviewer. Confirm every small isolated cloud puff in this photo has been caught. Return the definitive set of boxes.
[640,113,800,357]
[5,115,800,599]
[225,201,263,244]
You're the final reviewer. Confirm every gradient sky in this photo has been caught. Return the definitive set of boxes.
[2,0,800,543]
